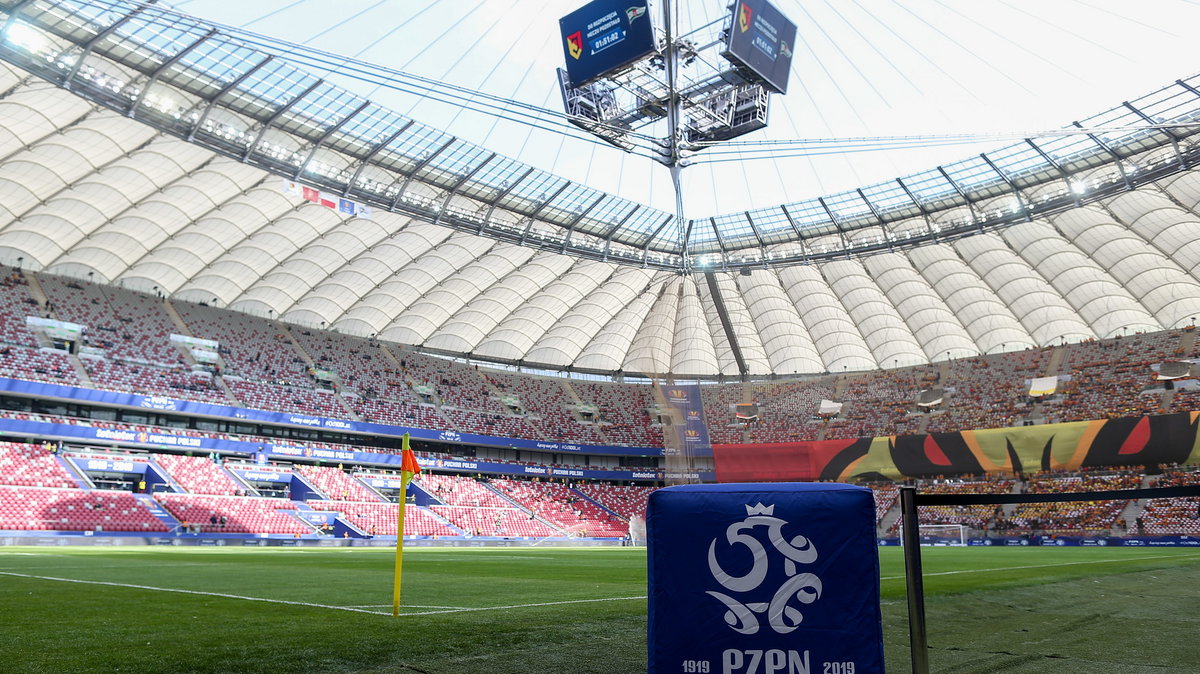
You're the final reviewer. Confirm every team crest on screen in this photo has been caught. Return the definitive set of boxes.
[706,502,822,635]
[738,3,753,32]
[566,31,583,59]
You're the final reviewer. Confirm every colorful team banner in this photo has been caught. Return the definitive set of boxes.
[648,483,884,673]
[714,412,1200,482]
[1028,376,1059,396]
[658,383,713,457]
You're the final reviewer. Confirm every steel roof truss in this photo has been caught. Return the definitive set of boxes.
[1072,121,1131,189]
[242,77,323,161]
[186,54,273,142]
[294,99,371,180]
[64,2,154,88]
[129,28,216,119]
[1123,100,1186,170]
[344,119,414,197]
[390,137,455,210]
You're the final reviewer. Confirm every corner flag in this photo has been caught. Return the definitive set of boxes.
[393,433,421,616]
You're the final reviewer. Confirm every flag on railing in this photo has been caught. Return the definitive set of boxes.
[282,179,374,220]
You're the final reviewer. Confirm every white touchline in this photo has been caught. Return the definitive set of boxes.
[879,551,1200,581]
[344,604,470,609]
[398,595,649,617]
[0,571,646,617]
[0,571,390,615]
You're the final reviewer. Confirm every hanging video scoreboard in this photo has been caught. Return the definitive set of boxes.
[723,0,797,94]
[559,0,657,87]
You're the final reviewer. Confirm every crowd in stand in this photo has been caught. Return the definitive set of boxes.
[1,265,1199,451]
[889,466,1163,536]
[7,266,1200,541]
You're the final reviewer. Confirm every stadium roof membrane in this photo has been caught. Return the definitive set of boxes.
[2,0,1200,378]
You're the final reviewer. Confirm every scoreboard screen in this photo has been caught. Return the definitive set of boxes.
[559,0,656,87]
[723,0,797,94]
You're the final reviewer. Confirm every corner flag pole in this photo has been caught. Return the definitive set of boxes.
[392,433,420,617]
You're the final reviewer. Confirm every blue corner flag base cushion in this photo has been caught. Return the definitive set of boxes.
[647,483,885,674]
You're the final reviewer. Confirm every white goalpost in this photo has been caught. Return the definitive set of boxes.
[900,523,968,546]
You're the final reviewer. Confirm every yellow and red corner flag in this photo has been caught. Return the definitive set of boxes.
[400,440,422,479]
[393,433,421,616]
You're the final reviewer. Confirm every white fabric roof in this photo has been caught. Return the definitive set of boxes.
[3,43,1200,377]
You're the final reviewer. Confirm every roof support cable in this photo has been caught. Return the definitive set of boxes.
[743,211,767,251]
[560,193,607,252]
[518,181,571,245]
[641,213,676,253]
[600,204,642,242]
[855,189,893,248]
[704,271,748,378]
[778,204,812,262]
[1,0,41,38]
[778,203,805,238]
[817,197,852,254]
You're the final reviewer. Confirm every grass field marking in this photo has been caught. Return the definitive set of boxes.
[398,595,648,617]
[344,604,470,609]
[0,571,391,616]
[0,570,645,617]
[878,551,1200,581]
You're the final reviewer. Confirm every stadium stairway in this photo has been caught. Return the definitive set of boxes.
[220,465,256,495]
[279,325,361,421]
[571,488,622,520]
[132,493,182,530]
[422,505,467,536]
[65,353,94,388]
[352,473,402,503]
[406,479,444,505]
[291,471,324,501]
[1115,474,1155,532]
[877,502,903,537]
[162,297,242,405]
[289,500,363,536]
[283,502,328,535]
[480,480,561,532]
[53,455,91,489]
[1179,328,1198,355]
[144,455,186,493]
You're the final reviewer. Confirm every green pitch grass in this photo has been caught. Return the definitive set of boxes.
[0,545,1198,673]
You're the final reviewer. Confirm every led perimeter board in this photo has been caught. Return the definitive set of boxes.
[723,0,797,94]
[559,0,656,87]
